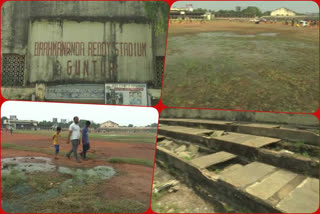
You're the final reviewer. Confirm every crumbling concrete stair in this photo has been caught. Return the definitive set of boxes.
[158,125,319,177]
[156,146,319,213]
[191,151,237,169]
[160,118,319,145]
[220,162,319,213]
[159,125,281,150]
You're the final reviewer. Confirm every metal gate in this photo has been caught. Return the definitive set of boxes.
[1,54,25,86]
[154,56,164,88]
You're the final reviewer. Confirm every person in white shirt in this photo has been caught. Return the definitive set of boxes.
[66,116,81,163]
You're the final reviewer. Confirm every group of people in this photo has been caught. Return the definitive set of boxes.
[52,116,91,162]
[285,19,319,27]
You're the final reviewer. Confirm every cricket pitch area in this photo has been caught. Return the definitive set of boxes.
[1,130,156,213]
[162,20,319,112]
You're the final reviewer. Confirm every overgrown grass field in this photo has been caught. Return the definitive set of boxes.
[162,21,319,112]
[15,129,157,144]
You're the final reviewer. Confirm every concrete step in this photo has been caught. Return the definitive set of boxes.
[275,177,319,213]
[157,146,319,213]
[159,125,213,136]
[191,151,237,169]
[214,132,280,148]
[160,118,319,145]
[157,135,165,141]
[220,162,277,188]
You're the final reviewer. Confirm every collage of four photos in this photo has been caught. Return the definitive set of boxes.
[1,1,319,213]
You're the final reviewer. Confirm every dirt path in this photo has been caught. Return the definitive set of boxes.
[169,21,319,41]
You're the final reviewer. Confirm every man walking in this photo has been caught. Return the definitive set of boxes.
[66,116,81,163]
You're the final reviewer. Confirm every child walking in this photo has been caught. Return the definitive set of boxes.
[80,121,91,160]
[52,127,61,159]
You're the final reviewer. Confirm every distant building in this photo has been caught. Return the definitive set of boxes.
[60,119,67,123]
[10,115,17,120]
[170,8,209,20]
[100,121,119,128]
[53,118,58,123]
[3,119,38,130]
[271,8,296,16]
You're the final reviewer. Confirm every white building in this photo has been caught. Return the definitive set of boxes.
[100,121,119,128]
[271,8,296,17]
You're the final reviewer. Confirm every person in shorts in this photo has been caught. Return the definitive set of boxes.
[52,127,61,159]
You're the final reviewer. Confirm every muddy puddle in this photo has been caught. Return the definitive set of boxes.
[2,157,116,180]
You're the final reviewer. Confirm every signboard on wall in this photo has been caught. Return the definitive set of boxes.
[28,20,153,84]
[105,83,148,106]
[45,84,104,100]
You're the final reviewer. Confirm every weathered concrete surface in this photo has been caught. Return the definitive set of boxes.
[276,178,319,213]
[1,1,167,90]
[27,20,153,83]
[159,125,213,136]
[246,170,298,200]
[214,133,280,148]
[191,151,237,169]
[160,109,319,127]
[160,118,319,145]
[157,120,319,213]
[257,148,319,178]
[221,162,277,188]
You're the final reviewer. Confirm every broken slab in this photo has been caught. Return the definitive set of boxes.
[159,125,213,136]
[188,144,199,154]
[276,177,319,213]
[214,133,280,148]
[157,135,166,141]
[246,170,298,200]
[210,130,225,138]
[191,151,237,169]
[175,145,187,153]
[221,162,277,188]
[153,180,180,194]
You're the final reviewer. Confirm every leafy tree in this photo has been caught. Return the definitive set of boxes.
[193,8,207,13]
[1,116,8,126]
[241,6,262,17]
[128,124,134,128]
[147,123,158,127]
[262,11,271,16]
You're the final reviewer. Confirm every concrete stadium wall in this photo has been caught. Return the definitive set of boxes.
[161,109,319,127]
[1,1,166,85]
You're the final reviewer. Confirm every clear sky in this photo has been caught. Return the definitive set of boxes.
[173,1,319,13]
[1,101,159,126]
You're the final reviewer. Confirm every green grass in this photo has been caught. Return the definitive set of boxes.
[152,192,181,213]
[1,170,26,193]
[163,31,319,112]
[27,172,70,193]
[2,172,147,213]
[15,130,156,144]
[34,184,148,213]
[302,151,310,158]
[108,157,154,167]
[1,143,97,159]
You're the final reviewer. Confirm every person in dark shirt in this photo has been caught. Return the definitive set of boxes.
[80,121,91,160]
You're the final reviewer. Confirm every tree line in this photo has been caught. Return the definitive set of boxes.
[194,7,274,18]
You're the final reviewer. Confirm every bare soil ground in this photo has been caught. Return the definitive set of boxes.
[1,132,155,211]
[151,164,216,213]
